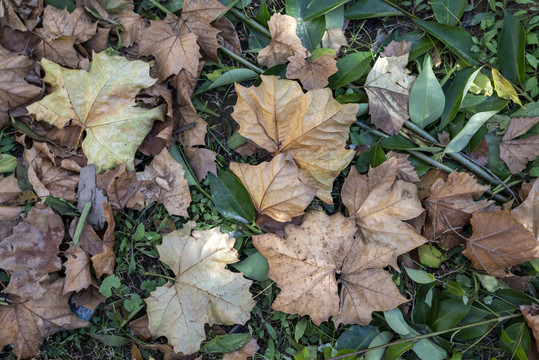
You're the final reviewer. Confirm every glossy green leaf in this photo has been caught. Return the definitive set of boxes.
[396,31,437,61]
[418,244,442,268]
[445,110,498,153]
[286,0,326,51]
[207,69,258,90]
[498,9,526,83]
[201,333,252,353]
[409,55,445,128]
[368,143,386,167]
[440,67,481,129]
[411,339,447,360]
[44,196,78,216]
[405,267,435,284]
[335,325,379,351]
[230,251,269,281]
[413,284,438,325]
[500,323,530,360]
[345,0,402,19]
[380,135,416,150]
[495,288,536,306]
[431,0,466,25]
[0,154,16,173]
[384,309,411,336]
[365,331,393,360]
[431,298,473,332]
[304,0,350,21]
[209,170,255,224]
[255,0,270,26]
[413,20,479,66]
[328,52,372,89]
[385,341,413,360]
[452,308,490,339]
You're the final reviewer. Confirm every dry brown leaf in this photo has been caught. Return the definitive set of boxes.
[96,163,146,211]
[424,171,493,245]
[184,147,217,181]
[0,276,89,359]
[521,304,539,353]
[63,244,94,294]
[214,16,241,55]
[321,28,348,51]
[77,0,133,19]
[91,244,116,277]
[145,222,255,354]
[387,151,419,183]
[499,116,539,174]
[365,40,415,135]
[0,205,63,300]
[0,173,22,204]
[253,212,407,326]
[286,53,338,90]
[34,36,80,68]
[512,178,539,237]
[84,27,111,53]
[232,75,358,203]
[222,338,260,360]
[470,138,489,167]
[117,10,145,47]
[138,19,200,81]
[71,284,107,312]
[258,13,310,68]
[416,169,448,200]
[0,0,28,31]
[36,6,97,43]
[463,210,539,277]
[230,153,316,223]
[136,148,191,217]
[503,117,539,141]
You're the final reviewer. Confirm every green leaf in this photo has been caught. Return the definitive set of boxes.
[286,0,326,51]
[385,341,413,360]
[413,284,438,325]
[500,323,531,360]
[209,170,255,224]
[384,309,411,336]
[88,334,130,347]
[329,52,372,89]
[99,275,121,298]
[445,110,498,153]
[430,0,466,25]
[230,251,269,281]
[379,135,416,150]
[405,267,435,284]
[44,196,79,216]
[168,146,197,186]
[495,288,536,306]
[202,333,252,353]
[413,20,479,66]
[492,68,522,106]
[431,298,472,331]
[439,67,481,129]
[207,69,259,90]
[0,154,16,173]
[335,325,379,350]
[396,31,437,61]
[294,318,309,342]
[255,0,270,26]
[498,9,526,83]
[409,55,445,128]
[368,143,386,167]
[304,0,350,21]
[411,339,447,360]
[345,0,402,19]
[418,245,442,268]
[365,331,393,360]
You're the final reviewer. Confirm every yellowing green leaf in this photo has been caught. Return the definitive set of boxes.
[492,68,522,106]
[27,52,165,173]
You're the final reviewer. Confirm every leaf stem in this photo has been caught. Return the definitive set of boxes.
[228,7,271,38]
[378,0,418,19]
[146,0,174,14]
[219,46,264,74]
[143,272,175,281]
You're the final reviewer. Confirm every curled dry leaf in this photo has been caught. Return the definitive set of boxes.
[258,13,310,68]
[214,16,241,55]
[499,117,539,174]
[27,52,165,173]
[145,221,255,354]
[286,53,338,90]
[253,212,407,326]
[96,163,145,211]
[0,276,89,359]
[463,210,539,277]
[520,304,539,353]
[365,40,415,135]
[387,151,419,183]
[232,75,358,203]
[230,153,316,223]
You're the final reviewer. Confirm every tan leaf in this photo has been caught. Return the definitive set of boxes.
[424,171,493,244]
[96,163,146,211]
[470,138,489,167]
[286,53,338,90]
[503,117,539,141]
[521,304,539,353]
[365,40,415,135]
[136,148,191,217]
[253,212,406,326]
[184,147,217,181]
[91,244,116,277]
[499,118,539,175]
[145,222,255,354]
[321,28,348,51]
[36,6,97,43]
[0,276,89,359]
[84,27,111,53]
[138,19,200,81]
[258,13,310,68]
[0,0,27,31]
[416,169,448,200]
[63,244,94,294]
[117,10,145,47]
[232,75,358,202]
[230,153,316,223]
[34,36,80,68]
[222,338,260,360]
[214,16,241,55]
[463,211,539,277]
[0,174,22,204]
[387,151,419,183]
[0,205,63,300]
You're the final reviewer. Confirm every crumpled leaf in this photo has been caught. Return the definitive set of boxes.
[214,16,241,55]
[286,53,338,90]
[0,276,89,359]
[63,244,94,294]
[0,205,63,300]
[145,221,255,354]
[387,151,419,183]
[365,40,416,135]
[463,210,539,277]
[258,13,310,68]
[96,163,145,211]
[520,304,539,353]
[27,52,165,173]
[36,6,97,43]
[117,10,145,47]
[512,178,539,236]
[499,117,539,174]
[232,75,358,203]
[230,153,316,223]
[253,211,407,326]
[322,28,348,51]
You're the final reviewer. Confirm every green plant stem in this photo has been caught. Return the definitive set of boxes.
[379,0,418,19]
[72,202,92,248]
[219,46,264,73]
[147,0,173,14]
[228,7,271,38]
[328,313,522,360]
[143,272,175,281]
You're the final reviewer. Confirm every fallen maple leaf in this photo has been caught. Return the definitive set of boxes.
[27,52,165,173]
[258,13,310,68]
[36,6,97,43]
[145,221,255,354]
[463,210,539,277]
[286,53,338,90]
[232,75,358,203]
[499,117,539,174]
[96,163,145,211]
[253,211,407,326]
[214,16,241,55]
[34,36,80,68]
[365,40,415,135]
[184,147,217,181]
[230,153,316,223]
[387,151,419,183]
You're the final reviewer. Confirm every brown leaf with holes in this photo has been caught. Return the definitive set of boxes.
[253,211,407,326]
[0,205,63,300]
[223,338,260,360]
[117,10,145,47]
[365,40,415,135]
[500,117,539,174]
[521,304,539,353]
[286,53,338,90]
[258,13,310,68]
[63,244,94,294]
[230,153,316,223]
[463,210,539,277]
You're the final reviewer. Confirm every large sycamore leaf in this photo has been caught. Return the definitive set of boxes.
[463,211,539,277]
[230,153,316,223]
[365,40,416,135]
[253,212,407,326]
[0,276,89,359]
[499,117,539,174]
[232,75,358,203]
[145,222,255,354]
[27,52,165,173]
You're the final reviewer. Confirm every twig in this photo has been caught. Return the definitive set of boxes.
[219,47,264,74]
[228,7,271,38]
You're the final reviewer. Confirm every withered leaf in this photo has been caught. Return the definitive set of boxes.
[34,36,80,68]
[286,53,338,90]
[520,304,539,353]
[36,6,97,43]
[499,117,539,174]
[96,163,145,211]
[230,153,316,223]
[214,16,241,55]
[184,147,217,181]
[463,211,539,277]
[145,222,255,354]
[63,244,94,294]
[512,178,539,236]
[387,151,419,183]
[253,212,407,326]
[321,28,348,51]
[258,13,310,68]
[117,10,145,47]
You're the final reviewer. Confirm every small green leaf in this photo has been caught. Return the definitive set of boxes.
[369,143,386,167]
[99,275,121,298]
[500,323,531,360]
[413,284,438,325]
[405,267,435,284]
[379,135,416,150]
[409,55,445,128]
[418,245,442,268]
[202,333,252,353]
[439,67,481,129]
[430,0,466,25]
[365,331,393,360]
[88,334,130,347]
[445,110,498,153]
[476,273,499,292]
[384,308,411,336]
[498,9,526,83]
[294,318,309,342]
[385,341,413,360]
[345,0,402,19]
[431,298,472,331]
[44,195,78,216]
[328,52,372,89]
[0,154,16,173]
[230,251,269,281]
[209,170,255,224]
[411,339,447,360]
[303,0,350,21]
[335,325,379,351]
[207,69,259,90]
